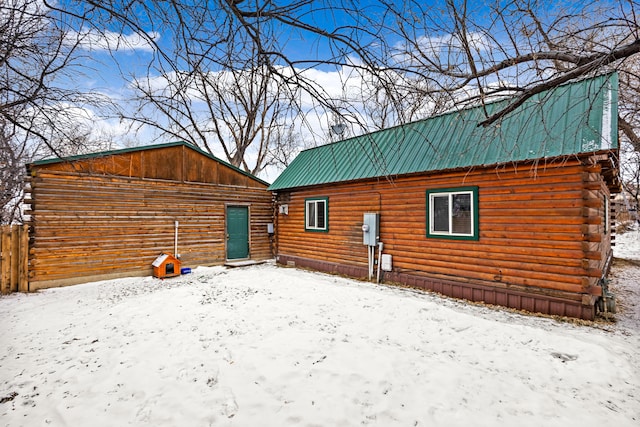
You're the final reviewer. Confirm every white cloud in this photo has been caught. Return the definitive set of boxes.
[51,103,136,149]
[68,29,160,53]
[392,31,494,69]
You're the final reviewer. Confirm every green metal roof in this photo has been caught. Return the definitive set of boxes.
[31,140,270,186]
[269,73,618,191]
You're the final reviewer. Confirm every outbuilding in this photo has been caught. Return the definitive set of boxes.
[269,74,620,320]
[26,141,273,289]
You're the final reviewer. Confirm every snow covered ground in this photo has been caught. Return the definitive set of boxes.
[1,232,639,426]
[614,226,640,262]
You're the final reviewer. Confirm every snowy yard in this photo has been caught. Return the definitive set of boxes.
[1,233,639,426]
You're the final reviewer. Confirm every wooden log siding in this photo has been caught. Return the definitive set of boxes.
[275,158,613,319]
[27,171,272,289]
[34,144,267,189]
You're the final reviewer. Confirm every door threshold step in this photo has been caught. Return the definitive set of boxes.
[224,260,266,268]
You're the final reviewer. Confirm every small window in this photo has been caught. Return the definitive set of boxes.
[305,197,328,232]
[427,187,478,240]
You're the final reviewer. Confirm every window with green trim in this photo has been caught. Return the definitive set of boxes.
[427,187,478,240]
[305,197,328,231]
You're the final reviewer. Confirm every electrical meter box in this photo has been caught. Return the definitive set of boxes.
[362,213,379,246]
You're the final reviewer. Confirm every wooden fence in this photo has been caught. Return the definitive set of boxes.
[0,224,29,294]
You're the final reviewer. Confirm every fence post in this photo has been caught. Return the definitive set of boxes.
[10,226,19,293]
[19,224,29,292]
[0,226,10,294]
[0,225,30,294]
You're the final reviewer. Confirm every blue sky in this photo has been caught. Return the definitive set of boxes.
[64,0,609,94]
[45,0,632,176]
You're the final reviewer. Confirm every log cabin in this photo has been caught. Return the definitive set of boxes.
[26,141,273,290]
[269,74,621,320]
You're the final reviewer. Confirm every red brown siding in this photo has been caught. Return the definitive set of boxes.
[275,157,614,320]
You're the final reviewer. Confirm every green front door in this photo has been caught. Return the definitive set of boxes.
[226,206,249,259]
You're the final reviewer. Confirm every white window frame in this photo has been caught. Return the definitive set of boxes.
[427,187,478,240]
[305,198,328,232]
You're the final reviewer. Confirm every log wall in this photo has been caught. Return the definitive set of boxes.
[27,144,273,289]
[275,157,613,319]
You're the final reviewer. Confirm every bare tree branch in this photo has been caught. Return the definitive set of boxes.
[478,38,640,126]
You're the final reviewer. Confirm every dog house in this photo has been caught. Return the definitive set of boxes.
[152,253,181,279]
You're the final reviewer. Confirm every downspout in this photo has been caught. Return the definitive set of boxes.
[376,242,384,284]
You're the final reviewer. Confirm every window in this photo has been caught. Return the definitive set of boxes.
[427,187,478,240]
[305,197,328,231]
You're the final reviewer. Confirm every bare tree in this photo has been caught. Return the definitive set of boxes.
[0,118,28,224]
[0,0,117,223]
[41,0,389,172]
[126,50,301,175]
[267,124,304,170]
[33,0,640,170]
[383,0,640,145]
[618,49,640,152]
[1,0,112,152]
[620,141,640,221]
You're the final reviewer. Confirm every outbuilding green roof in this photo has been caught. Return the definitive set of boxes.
[269,73,618,191]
